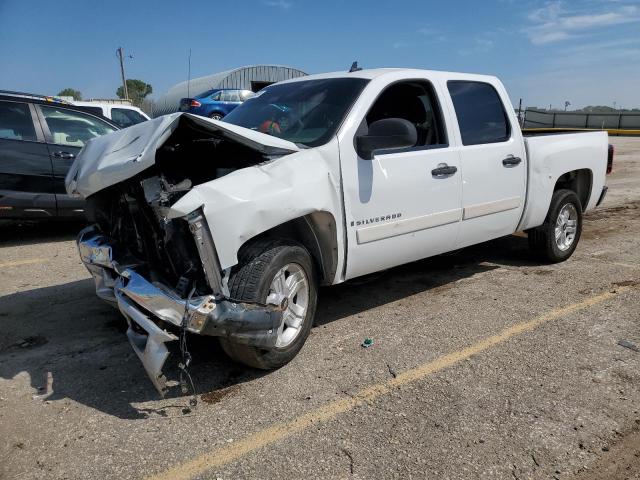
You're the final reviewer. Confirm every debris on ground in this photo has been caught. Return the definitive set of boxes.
[617,340,639,352]
[361,338,374,348]
[387,363,397,378]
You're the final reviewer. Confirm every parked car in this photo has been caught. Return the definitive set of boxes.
[67,69,612,395]
[72,101,150,128]
[0,91,119,219]
[179,88,255,119]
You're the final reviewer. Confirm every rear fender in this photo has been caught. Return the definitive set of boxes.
[518,132,607,231]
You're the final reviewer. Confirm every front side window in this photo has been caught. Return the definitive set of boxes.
[111,108,147,128]
[0,101,37,141]
[40,106,116,147]
[447,81,510,146]
[223,78,369,147]
[365,80,447,148]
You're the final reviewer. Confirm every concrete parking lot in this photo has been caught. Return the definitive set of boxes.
[1,137,639,480]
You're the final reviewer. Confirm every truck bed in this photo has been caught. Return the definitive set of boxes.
[523,128,613,137]
[518,130,609,231]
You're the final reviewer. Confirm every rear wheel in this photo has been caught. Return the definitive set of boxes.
[528,189,582,263]
[219,238,317,369]
[209,112,224,120]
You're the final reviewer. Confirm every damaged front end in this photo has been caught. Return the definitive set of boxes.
[73,114,297,396]
[79,218,285,396]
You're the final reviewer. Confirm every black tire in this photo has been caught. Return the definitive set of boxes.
[219,238,317,369]
[209,112,224,120]
[528,189,583,263]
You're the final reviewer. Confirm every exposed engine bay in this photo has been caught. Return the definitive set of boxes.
[84,117,278,298]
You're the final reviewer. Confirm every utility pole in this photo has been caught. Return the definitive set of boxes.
[187,48,192,98]
[116,47,129,100]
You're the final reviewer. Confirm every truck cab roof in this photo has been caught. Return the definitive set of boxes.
[277,68,500,84]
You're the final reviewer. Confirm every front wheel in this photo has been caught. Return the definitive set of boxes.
[528,189,583,263]
[219,238,318,369]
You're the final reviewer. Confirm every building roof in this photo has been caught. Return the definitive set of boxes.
[154,64,307,116]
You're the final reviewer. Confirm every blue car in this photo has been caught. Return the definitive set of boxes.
[179,88,255,120]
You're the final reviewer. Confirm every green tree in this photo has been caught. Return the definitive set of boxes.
[116,79,152,106]
[57,88,82,100]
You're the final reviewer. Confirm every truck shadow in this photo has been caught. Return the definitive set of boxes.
[315,234,534,326]
[0,234,535,419]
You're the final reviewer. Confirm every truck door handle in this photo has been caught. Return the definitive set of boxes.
[431,164,458,177]
[502,156,522,166]
[53,151,75,160]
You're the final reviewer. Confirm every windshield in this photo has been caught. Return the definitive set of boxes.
[222,78,369,147]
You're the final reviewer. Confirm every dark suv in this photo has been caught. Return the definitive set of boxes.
[0,91,119,219]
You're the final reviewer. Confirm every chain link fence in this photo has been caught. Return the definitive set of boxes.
[523,109,640,130]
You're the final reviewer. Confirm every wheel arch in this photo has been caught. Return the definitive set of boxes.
[553,168,593,211]
[236,211,339,286]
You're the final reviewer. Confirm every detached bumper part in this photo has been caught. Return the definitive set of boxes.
[117,291,178,395]
[77,226,284,395]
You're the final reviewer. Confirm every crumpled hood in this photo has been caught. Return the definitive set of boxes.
[65,112,300,198]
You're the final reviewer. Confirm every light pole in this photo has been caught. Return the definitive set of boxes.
[116,47,133,100]
[564,101,571,111]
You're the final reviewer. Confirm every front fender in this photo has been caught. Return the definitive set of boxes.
[168,144,343,271]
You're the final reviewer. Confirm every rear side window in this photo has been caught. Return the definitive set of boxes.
[0,101,37,141]
[240,90,255,101]
[111,108,147,128]
[80,106,103,116]
[221,90,241,102]
[447,81,510,145]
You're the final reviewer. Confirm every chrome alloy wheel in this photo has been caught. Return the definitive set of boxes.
[267,263,310,348]
[555,203,578,251]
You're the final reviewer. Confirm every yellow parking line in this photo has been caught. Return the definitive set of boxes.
[0,258,47,268]
[147,286,634,480]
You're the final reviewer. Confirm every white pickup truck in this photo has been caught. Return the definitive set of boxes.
[66,68,612,395]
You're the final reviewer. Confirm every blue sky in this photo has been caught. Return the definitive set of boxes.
[1,0,638,109]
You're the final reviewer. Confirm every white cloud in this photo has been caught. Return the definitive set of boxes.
[262,0,293,10]
[393,41,411,49]
[458,37,495,55]
[418,27,435,36]
[526,2,640,45]
[475,38,494,49]
[418,26,446,42]
[532,30,573,45]
[393,26,446,49]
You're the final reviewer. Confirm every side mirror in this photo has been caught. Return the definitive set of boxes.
[356,118,417,160]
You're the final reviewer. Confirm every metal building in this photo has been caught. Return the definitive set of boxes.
[154,64,307,116]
